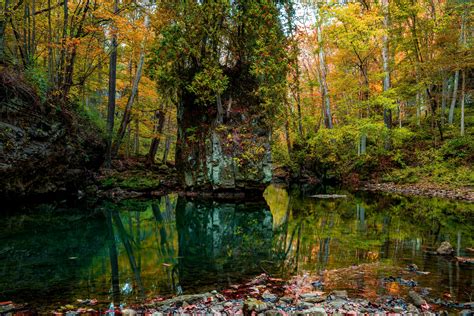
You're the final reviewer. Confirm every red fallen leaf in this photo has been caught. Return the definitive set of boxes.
[421,303,430,311]
[0,301,13,306]
[183,304,196,310]
[222,289,235,294]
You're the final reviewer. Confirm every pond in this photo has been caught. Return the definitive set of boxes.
[1,185,473,311]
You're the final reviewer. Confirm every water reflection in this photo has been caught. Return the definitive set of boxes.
[265,185,474,301]
[0,186,473,308]
[176,197,273,292]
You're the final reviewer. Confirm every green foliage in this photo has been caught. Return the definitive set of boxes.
[187,62,228,105]
[24,65,48,103]
[148,0,289,119]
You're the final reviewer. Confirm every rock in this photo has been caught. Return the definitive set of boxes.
[151,313,163,316]
[298,302,315,309]
[409,290,427,307]
[300,293,326,303]
[211,304,224,312]
[147,293,212,307]
[121,309,137,316]
[297,307,327,315]
[0,70,105,201]
[407,263,419,272]
[437,241,454,255]
[331,290,348,299]
[280,296,293,303]
[262,291,278,302]
[265,309,286,316]
[244,298,268,313]
[393,305,405,313]
[328,299,346,309]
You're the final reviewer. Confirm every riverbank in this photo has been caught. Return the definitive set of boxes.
[362,181,474,202]
[3,262,474,315]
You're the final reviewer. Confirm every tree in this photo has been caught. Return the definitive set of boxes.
[149,0,290,190]
[105,0,119,168]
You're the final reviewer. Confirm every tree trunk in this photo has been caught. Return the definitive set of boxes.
[105,0,119,168]
[460,69,465,136]
[317,22,332,129]
[111,4,149,157]
[448,71,459,125]
[441,75,448,126]
[134,117,140,156]
[146,109,165,165]
[416,92,421,126]
[111,48,145,156]
[381,0,392,149]
[0,0,11,64]
[162,135,171,164]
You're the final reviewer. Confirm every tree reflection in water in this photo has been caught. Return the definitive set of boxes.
[1,187,472,307]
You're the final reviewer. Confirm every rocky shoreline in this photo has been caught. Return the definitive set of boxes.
[362,182,474,202]
[3,266,473,315]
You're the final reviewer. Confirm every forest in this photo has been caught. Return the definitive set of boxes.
[0,0,473,314]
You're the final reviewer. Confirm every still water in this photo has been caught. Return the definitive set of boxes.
[1,185,473,309]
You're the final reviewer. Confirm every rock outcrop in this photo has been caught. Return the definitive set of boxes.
[0,69,105,200]
[175,91,272,192]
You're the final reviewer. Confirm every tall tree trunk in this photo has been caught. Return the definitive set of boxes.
[460,69,465,136]
[111,4,149,157]
[162,135,172,164]
[317,22,332,129]
[134,117,140,156]
[416,92,422,126]
[382,0,392,149]
[441,75,448,126]
[105,0,119,168]
[146,109,166,165]
[448,71,459,125]
[0,0,10,64]
[47,0,54,87]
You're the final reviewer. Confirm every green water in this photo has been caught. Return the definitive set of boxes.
[1,185,473,309]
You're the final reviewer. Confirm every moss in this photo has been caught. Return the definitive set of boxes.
[100,171,161,191]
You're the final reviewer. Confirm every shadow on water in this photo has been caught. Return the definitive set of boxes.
[0,186,473,308]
